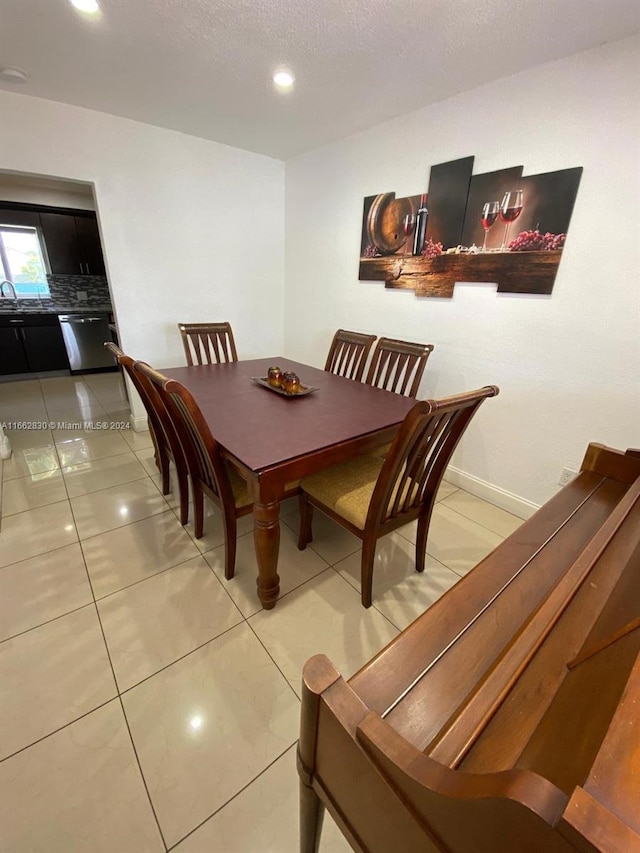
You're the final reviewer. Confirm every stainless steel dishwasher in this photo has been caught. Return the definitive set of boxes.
[58,313,117,373]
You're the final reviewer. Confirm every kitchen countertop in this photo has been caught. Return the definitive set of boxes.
[0,304,113,315]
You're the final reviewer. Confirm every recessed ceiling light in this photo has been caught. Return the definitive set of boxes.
[69,0,100,13]
[0,67,28,84]
[273,71,294,89]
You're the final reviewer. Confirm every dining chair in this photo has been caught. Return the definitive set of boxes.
[134,361,253,580]
[104,342,189,524]
[178,321,238,366]
[297,386,499,607]
[365,337,434,398]
[324,329,377,381]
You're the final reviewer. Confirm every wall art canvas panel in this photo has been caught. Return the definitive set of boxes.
[424,156,474,251]
[461,166,524,250]
[358,156,582,298]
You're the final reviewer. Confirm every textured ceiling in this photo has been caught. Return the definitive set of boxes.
[1,0,639,160]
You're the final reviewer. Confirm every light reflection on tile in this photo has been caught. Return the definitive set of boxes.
[398,503,503,577]
[71,478,169,539]
[1,444,60,482]
[1,469,68,515]
[63,452,147,498]
[122,623,300,847]
[82,510,200,598]
[0,501,77,567]
[249,570,398,694]
[334,532,461,631]
[0,543,93,642]
[204,525,330,618]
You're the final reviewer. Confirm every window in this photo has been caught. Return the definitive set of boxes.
[0,225,50,298]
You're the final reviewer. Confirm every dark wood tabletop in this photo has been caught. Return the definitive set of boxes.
[161,357,417,608]
[162,358,416,473]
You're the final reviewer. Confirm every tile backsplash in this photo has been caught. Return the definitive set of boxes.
[0,274,112,313]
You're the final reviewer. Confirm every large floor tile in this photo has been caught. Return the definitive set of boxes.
[0,378,44,404]
[0,543,93,641]
[179,501,255,553]
[45,400,107,423]
[335,532,462,631]
[98,556,243,691]
[121,427,154,451]
[283,508,361,566]
[249,570,398,694]
[204,524,330,618]
[0,401,49,422]
[3,427,55,451]
[436,479,459,501]
[63,451,147,498]
[399,503,503,577]
[54,431,130,465]
[0,501,77,568]
[82,510,200,598]
[1,469,67,516]
[0,605,116,759]
[122,622,300,847]
[1,443,60,482]
[71,478,169,539]
[440,489,524,537]
[0,700,164,853]
[174,744,350,853]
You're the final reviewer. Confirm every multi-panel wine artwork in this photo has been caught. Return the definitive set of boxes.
[359,157,582,297]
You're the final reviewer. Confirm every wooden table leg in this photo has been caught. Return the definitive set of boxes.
[253,494,281,609]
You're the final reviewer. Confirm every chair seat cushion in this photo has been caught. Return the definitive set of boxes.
[301,454,384,531]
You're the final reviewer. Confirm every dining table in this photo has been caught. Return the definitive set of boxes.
[161,357,417,609]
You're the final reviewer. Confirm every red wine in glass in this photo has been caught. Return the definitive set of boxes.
[403,214,416,253]
[499,190,523,250]
[480,201,499,252]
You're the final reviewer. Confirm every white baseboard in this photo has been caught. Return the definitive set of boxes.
[129,414,149,433]
[445,465,539,520]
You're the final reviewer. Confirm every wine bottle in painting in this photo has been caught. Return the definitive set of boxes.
[412,194,428,256]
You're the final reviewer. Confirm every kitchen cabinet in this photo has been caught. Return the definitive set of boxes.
[39,212,106,276]
[0,315,70,375]
[0,326,30,375]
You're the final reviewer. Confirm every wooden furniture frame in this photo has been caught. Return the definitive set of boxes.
[161,359,416,608]
[298,387,499,607]
[105,342,189,524]
[364,337,434,398]
[298,443,640,853]
[178,321,238,366]
[324,329,377,381]
[135,362,252,580]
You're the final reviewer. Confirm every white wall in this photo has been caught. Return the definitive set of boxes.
[0,92,285,421]
[284,36,640,513]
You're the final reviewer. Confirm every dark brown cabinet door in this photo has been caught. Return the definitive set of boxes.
[39,212,82,275]
[39,211,106,276]
[74,215,106,276]
[0,327,30,375]
[22,326,70,372]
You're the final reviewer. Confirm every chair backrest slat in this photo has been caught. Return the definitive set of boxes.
[134,361,236,511]
[368,387,499,529]
[104,341,183,467]
[324,329,376,381]
[365,338,434,398]
[178,322,238,366]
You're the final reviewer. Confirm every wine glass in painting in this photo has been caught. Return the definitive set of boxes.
[403,214,416,252]
[480,201,499,252]
[499,190,523,250]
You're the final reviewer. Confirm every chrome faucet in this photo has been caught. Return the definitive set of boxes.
[0,280,18,302]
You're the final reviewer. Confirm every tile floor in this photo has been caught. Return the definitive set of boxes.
[0,372,524,852]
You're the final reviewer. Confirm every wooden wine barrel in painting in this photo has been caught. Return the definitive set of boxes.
[367,193,413,256]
